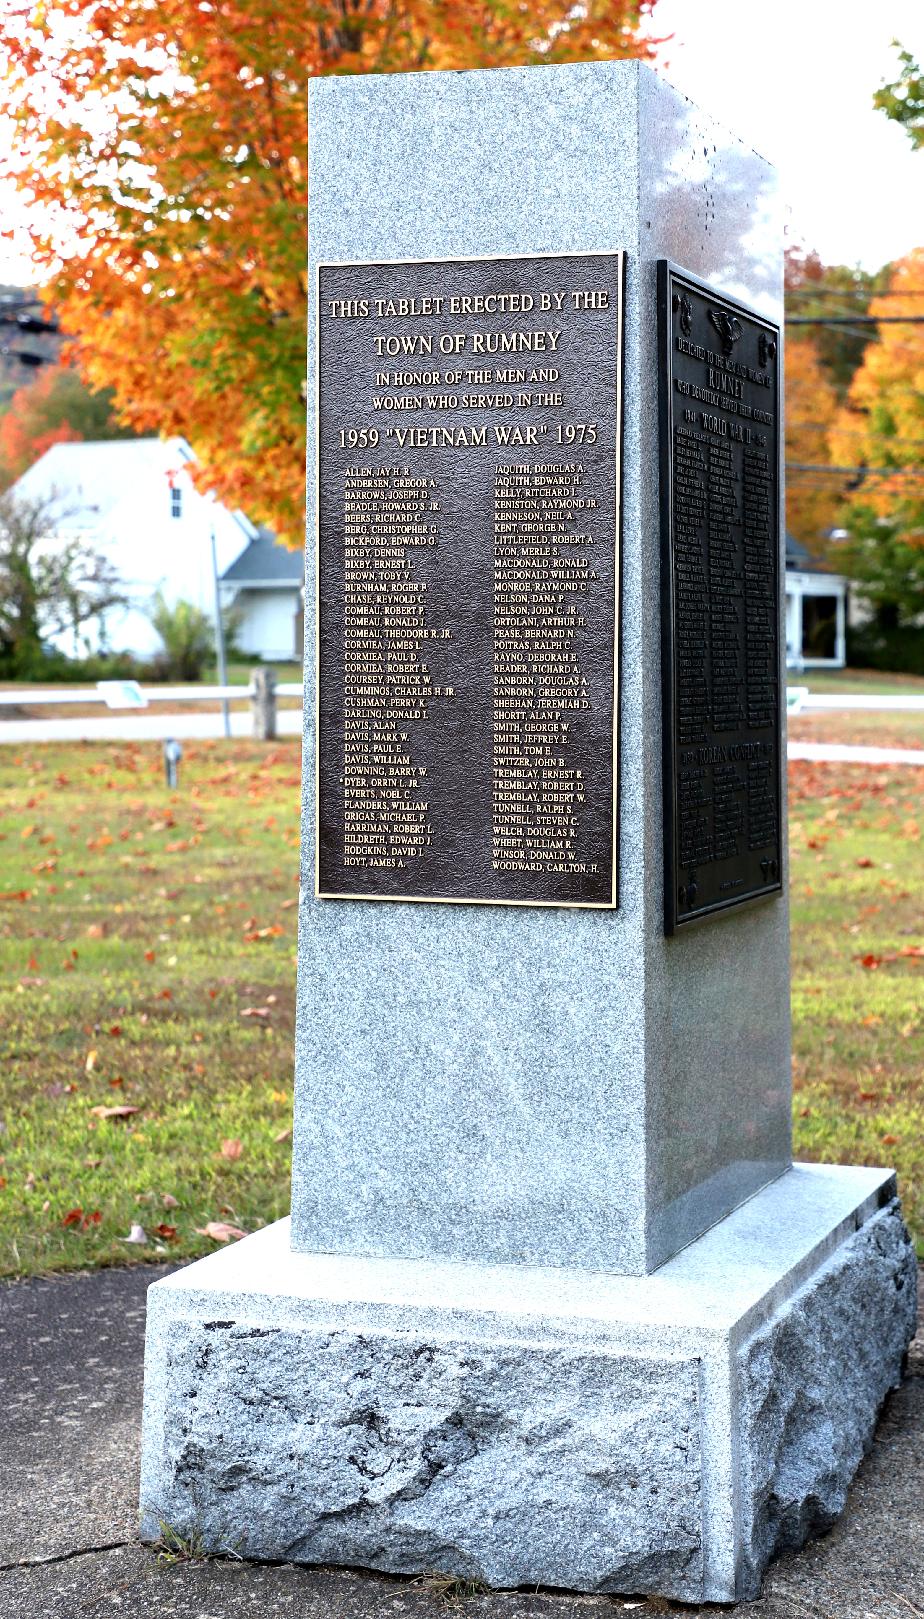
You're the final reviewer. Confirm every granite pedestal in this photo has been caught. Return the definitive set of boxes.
[140,60,917,1602]
[141,1166,916,1603]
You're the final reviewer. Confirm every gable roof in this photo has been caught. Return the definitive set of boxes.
[785,532,829,575]
[221,530,303,586]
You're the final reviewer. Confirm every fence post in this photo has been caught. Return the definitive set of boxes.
[251,666,277,740]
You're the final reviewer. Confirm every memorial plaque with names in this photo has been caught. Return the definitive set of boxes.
[316,252,624,907]
[658,262,783,933]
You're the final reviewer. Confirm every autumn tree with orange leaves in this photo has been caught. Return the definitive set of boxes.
[0,1,661,545]
[782,245,883,558]
[830,248,924,631]
[784,332,843,553]
[0,366,134,489]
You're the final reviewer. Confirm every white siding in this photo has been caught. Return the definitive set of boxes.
[234,590,300,661]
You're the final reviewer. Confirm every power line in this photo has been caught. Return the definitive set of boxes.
[788,422,924,449]
[788,315,924,326]
[786,462,924,480]
[786,287,924,299]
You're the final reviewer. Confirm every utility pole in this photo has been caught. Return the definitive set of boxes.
[210,525,231,739]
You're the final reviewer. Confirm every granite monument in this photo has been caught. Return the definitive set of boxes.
[140,60,916,1603]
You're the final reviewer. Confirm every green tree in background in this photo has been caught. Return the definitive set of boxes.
[874,44,924,148]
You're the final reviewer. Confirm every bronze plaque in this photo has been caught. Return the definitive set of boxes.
[316,252,623,906]
[659,262,783,933]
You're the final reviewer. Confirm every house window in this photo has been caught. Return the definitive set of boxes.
[170,485,182,519]
[801,594,839,661]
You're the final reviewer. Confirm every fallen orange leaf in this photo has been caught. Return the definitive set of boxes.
[196,1220,246,1243]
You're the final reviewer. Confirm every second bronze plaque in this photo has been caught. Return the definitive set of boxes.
[659,262,783,933]
[316,252,624,908]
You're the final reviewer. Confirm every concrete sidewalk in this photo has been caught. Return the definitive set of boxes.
[0,1262,921,1619]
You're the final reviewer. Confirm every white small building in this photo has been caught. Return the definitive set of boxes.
[220,530,305,662]
[7,436,300,662]
[785,534,848,670]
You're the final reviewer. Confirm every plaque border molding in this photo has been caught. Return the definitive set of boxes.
[313,248,626,910]
[657,258,784,935]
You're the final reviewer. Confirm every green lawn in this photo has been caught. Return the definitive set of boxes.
[790,666,924,696]
[0,741,301,1278]
[789,710,924,750]
[789,756,923,1248]
[0,740,922,1279]
[207,661,303,687]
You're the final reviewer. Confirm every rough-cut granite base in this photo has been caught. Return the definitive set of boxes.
[140,1166,916,1603]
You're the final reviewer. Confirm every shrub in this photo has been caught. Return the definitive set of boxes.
[149,592,214,681]
[4,647,153,683]
[847,623,924,677]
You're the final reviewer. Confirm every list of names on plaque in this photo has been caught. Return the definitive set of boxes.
[659,263,783,932]
[316,254,623,906]
[492,464,596,881]
[341,468,449,873]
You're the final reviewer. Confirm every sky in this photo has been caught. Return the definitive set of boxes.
[653,0,924,271]
[1,0,922,286]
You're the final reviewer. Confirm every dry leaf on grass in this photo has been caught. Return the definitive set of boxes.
[89,1104,140,1120]
[220,1138,243,1160]
[196,1220,246,1243]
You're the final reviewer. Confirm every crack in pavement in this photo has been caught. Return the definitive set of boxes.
[0,1539,133,1573]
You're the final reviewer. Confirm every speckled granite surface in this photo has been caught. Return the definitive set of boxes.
[293,59,789,1277]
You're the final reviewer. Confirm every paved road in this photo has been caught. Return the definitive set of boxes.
[0,1261,921,1619]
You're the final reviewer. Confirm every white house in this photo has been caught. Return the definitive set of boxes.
[8,436,301,663]
[784,533,848,670]
[219,530,305,662]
